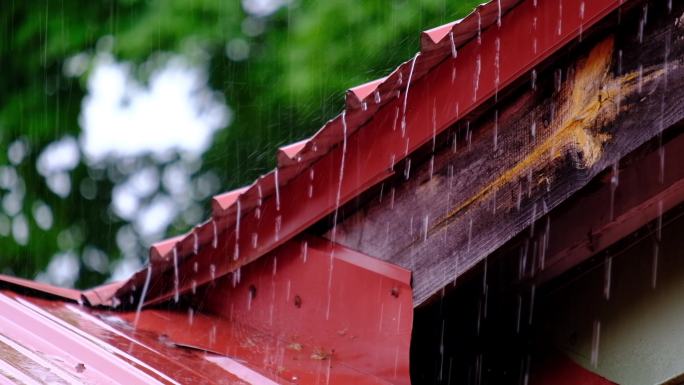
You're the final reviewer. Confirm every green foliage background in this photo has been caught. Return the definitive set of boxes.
[0,0,480,288]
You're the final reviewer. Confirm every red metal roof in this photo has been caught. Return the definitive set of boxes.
[1,0,629,383]
[109,0,626,308]
[0,237,412,384]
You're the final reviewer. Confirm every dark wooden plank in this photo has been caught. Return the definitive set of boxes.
[535,126,684,286]
[326,1,684,305]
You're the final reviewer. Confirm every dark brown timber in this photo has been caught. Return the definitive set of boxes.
[327,1,684,305]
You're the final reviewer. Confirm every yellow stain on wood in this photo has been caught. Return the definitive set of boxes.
[432,36,662,231]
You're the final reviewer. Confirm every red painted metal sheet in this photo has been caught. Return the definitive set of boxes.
[126,236,413,384]
[0,291,247,384]
[0,236,412,384]
[0,274,82,302]
[112,0,628,308]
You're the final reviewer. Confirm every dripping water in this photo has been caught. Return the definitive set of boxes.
[173,246,179,303]
[134,264,152,327]
[401,53,419,135]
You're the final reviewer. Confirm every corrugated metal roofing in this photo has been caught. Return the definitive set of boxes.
[1,236,412,384]
[1,0,630,383]
[110,0,626,309]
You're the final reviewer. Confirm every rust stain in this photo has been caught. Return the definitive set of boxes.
[431,36,663,232]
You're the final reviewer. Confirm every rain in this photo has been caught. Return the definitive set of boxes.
[1,0,684,384]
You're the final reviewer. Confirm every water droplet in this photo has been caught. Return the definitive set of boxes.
[604,257,612,300]
[234,199,241,260]
[173,247,179,303]
[134,265,152,327]
[188,308,194,325]
[274,215,282,241]
[591,320,601,367]
[449,31,457,59]
[212,220,218,249]
[401,53,419,136]
[274,168,281,212]
[473,55,481,101]
[493,110,499,151]
[497,0,502,27]
[193,230,199,255]
[557,0,563,36]
[302,241,308,263]
[477,10,482,44]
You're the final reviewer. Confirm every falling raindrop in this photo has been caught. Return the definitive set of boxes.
[134,265,152,327]
[473,54,482,101]
[531,69,537,91]
[212,219,218,248]
[579,1,585,40]
[251,232,258,248]
[234,199,241,260]
[449,31,457,59]
[466,121,472,150]
[274,215,282,241]
[188,308,194,325]
[652,240,659,289]
[493,110,499,151]
[555,68,563,92]
[477,10,482,44]
[210,264,216,281]
[193,230,199,255]
[591,320,601,367]
[274,168,281,211]
[422,215,429,242]
[467,218,473,253]
[308,168,314,198]
[528,284,536,325]
[302,240,308,263]
[617,50,623,113]
[404,158,412,180]
[401,53,419,135]
[496,0,502,27]
[173,247,180,303]
[494,38,501,98]
[374,90,381,104]
[557,0,563,36]
[604,257,613,300]
[609,161,619,221]
[255,184,263,219]
[638,4,648,44]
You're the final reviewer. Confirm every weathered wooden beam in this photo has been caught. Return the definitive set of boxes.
[327,1,684,305]
[534,126,684,286]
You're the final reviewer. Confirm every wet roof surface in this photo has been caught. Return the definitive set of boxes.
[0,0,628,383]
